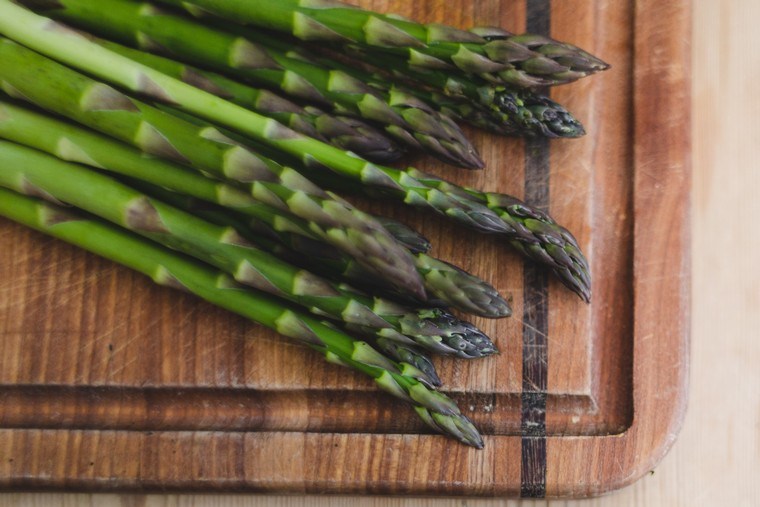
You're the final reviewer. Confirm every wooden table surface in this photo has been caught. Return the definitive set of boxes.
[1,0,758,504]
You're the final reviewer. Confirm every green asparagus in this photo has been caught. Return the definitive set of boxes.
[0,36,424,299]
[189,103,588,302]
[95,37,404,163]
[121,187,501,359]
[0,3,590,300]
[155,0,609,87]
[129,182,505,355]
[373,216,430,255]
[26,0,484,168]
[188,20,586,139]
[0,186,483,447]
[0,100,510,318]
[373,337,441,388]
[243,109,587,301]
[0,8,504,231]
[238,120,590,301]
[145,184,510,321]
[329,45,586,138]
[405,169,591,302]
[239,201,512,320]
[0,140,501,364]
[436,94,586,139]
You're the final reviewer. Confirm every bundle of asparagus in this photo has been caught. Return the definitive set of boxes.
[0,0,608,447]
[0,187,484,447]
[155,0,609,86]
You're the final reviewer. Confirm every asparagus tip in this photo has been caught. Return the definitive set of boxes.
[430,310,500,359]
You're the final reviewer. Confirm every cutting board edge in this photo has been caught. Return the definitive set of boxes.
[0,0,691,498]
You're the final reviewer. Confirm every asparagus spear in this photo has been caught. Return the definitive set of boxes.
[25,0,483,168]
[165,86,588,303]
[0,140,500,362]
[154,83,583,299]
[373,216,430,255]
[401,168,591,302]
[138,178,509,328]
[373,337,441,388]
[0,186,483,447]
[0,37,424,299]
[95,37,404,164]
[218,113,590,303]
[437,93,586,140]
[0,8,503,231]
[326,45,586,138]
[128,182,505,354]
[212,106,587,302]
[183,19,586,139]
[187,189,510,320]
[0,100,510,318]
[154,0,609,87]
[148,184,510,323]
[0,3,590,300]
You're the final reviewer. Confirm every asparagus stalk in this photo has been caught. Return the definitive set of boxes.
[25,0,484,168]
[373,337,441,388]
[0,186,483,447]
[224,113,590,302]
[373,216,430,255]
[0,140,500,362]
[157,86,583,299]
[166,91,588,303]
[188,20,586,139]
[0,100,510,318]
[147,184,510,324]
[130,182,505,356]
[249,211,512,319]
[0,97,340,273]
[328,45,586,138]
[211,107,587,302]
[0,10,503,232]
[404,168,591,302]
[0,3,590,300]
[95,37,404,164]
[0,37,424,299]
[155,0,609,87]
[436,95,585,140]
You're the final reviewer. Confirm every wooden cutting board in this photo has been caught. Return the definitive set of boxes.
[0,0,690,498]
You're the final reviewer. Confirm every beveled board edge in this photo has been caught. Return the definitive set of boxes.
[543,0,691,497]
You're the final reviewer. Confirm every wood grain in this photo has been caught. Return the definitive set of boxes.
[0,0,691,499]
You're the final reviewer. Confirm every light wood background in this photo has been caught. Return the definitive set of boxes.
[0,0,758,504]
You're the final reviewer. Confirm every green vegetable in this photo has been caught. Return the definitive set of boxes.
[0,36,424,299]
[0,99,510,318]
[149,184,511,321]
[323,45,586,138]
[0,139,496,365]
[373,337,441,389]
[27,0,484,168]
[0,3,589,300]
[157,0,609,87]
[96,37,404,163]
[0,186,483,448]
